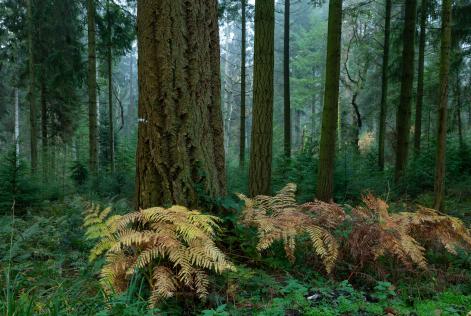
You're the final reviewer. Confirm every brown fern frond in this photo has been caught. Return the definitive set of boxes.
[301,200,347,229]
[239,183,339,273]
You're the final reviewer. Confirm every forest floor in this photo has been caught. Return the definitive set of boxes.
[1,193,471,316]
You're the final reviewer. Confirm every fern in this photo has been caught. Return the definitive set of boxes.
[238,183,339,273]
[85,204,235,307]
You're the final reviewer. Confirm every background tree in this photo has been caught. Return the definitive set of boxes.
[316,0,342,202]
[248,0,275,196]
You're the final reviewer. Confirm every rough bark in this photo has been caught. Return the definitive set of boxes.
[414,0,427,155]
[283,0,291,158]
[27,0,38,174]
[87,0,98,174]
[248,0,275,196]
[378,0,391,170]
[433,0,451,211]
[135,0,226,209]
[239,0,247,168]
[394,0,417,183]
[316,0,342,202]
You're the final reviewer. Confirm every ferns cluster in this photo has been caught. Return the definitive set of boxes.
[349,195,471,270]
[238,184,339,273]
[239,184,471,273]
[83,204,235,306]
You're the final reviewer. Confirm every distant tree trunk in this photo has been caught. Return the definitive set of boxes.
[379,36,388,170]
[295,109,302,150]
[433,0,451,211]
[351,91,362,150]
[316,0,342,202]
[107,0,115,174]
[40,81,48,178]
[14,88,20,159]
[456,78,463,149]
[27,0,38,174]
[283,0,291,158]
[394,0,417,183]
[135,0,226,209]
[87,0,98,175]
[311,93,316,140]
[248,0,275,196]
[239,0,247,168]
[127,52,134,137]
[414,0,427,155]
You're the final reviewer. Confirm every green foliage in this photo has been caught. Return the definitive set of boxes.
[0,149,40,214]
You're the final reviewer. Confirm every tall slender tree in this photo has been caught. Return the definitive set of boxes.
[106,0,115,174]
[284,0,291,158]
[434,0,452,211]
[316,0,342,202]
[414,0,427,155]
[87,0,98,174]
[248,0,275,196]
[394,0,417,183]
[26,0,37,174]
[239,0,247,168]
[135,0,226,209]
[378,0,391,170]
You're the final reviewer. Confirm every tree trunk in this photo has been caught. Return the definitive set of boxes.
[455,74,464,149]
[239,0,247,168]
[378,0,391,170]
[27,0,38,174]
[87,0,98,175]
[283,0,291,158]
[248,0,275,196]
[40,81,48,178]
[107,0,115,174]
[135,0,226,209]
[394,0,417,183]
[295,109,302,151]
[433,0,451,211]
[14,88,20,161]
[414,0,427,155]
[127,52,134,137]
[316,0,342,202]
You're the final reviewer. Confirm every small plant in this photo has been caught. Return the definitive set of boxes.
[238,183,339,273]
[84,204,235,307]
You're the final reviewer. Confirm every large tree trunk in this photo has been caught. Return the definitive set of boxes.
[378,0,391,170]
[239,0,247,168]
[414,0,427,155]
[87,0,98,174]
[27,0,38,174]
[248,0,275,196]
[433,0,451,211]
[283,0,291,158]
[394,0,417,183]
[107,0,115,174]
[316,0,342,202]
[135,0,226,209]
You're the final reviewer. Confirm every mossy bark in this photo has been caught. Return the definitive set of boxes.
[135,0,226,209]
[316,0,342,202]
[248,0,275,196]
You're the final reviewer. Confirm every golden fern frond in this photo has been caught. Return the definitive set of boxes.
[149,266,179,307]
[305,225,339,273]
[301,200,347,229]
[193,269,209,300]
